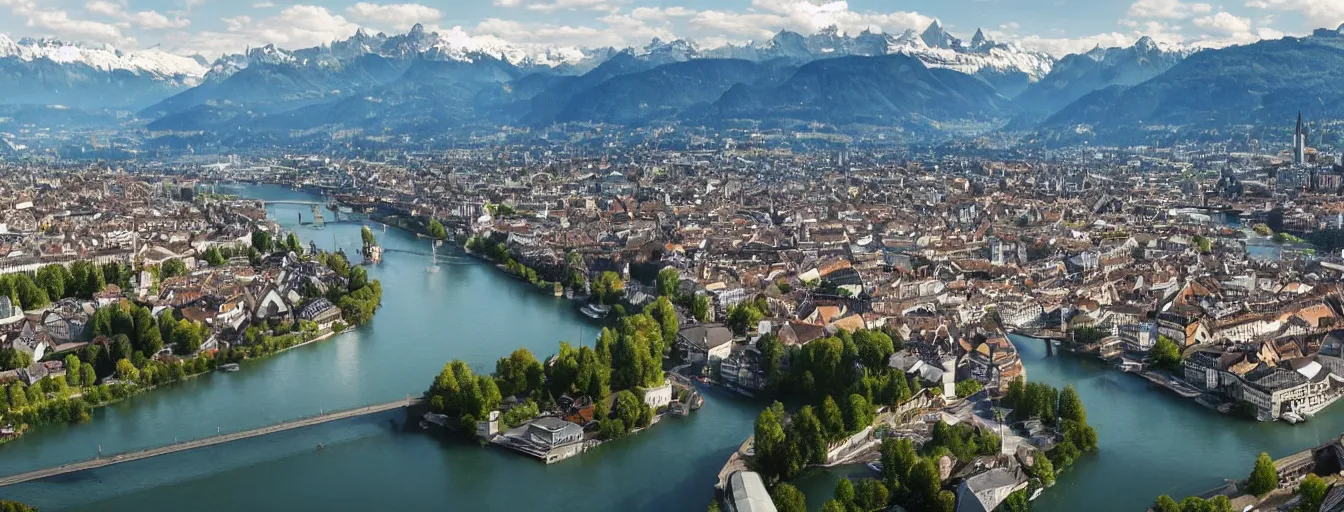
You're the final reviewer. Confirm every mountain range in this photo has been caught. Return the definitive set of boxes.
[1,22,1340,146]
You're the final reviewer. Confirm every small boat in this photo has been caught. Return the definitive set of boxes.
[219,363,240,372]
[1029,488,1044,501]
[866,462,883,474]
[580,304,612,319]
[1282,412,1304,424]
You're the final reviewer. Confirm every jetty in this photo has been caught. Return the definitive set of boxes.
[0,397,422,488]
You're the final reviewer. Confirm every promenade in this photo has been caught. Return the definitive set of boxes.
[0,397,423,488]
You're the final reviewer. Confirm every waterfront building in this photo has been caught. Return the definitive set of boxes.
[954,466,1029,512]
[724,471,776,512]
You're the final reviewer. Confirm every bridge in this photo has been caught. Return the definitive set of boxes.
[0,397,423,488]
[260,200,329,206]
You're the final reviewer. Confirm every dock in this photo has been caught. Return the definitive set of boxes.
[0,397,422,488]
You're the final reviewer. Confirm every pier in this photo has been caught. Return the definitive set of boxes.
[0,397,423,488]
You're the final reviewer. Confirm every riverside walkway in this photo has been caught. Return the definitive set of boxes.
[0,397,423,488]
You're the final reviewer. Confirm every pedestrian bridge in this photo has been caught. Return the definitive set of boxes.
[261,200,327,206]
[0,397,423,488]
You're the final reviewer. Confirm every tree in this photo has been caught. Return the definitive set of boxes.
[819,395,846,440]
[204,246,227,267]
[116,358,140,382]
[427,218,447,239]
[1247,452,1277,497]
[820,501,847,512]
[160,258,188,279]
[770,483,807,512]
[644,297,679,348]
[612,390,644,431]
[834,478,855,506]
[63,355,81,387]
[494,348,545,398]
[80,363,97,388]
[727,302,764,336]
[853,330,895,371]
[995,489,1031,512]
[956,379,984,398]
[907,458,944,511]
[692,294,711,322]
[361,226,377,247]
[286,232,302,254]
[7,382,26,410]
[13,273,46,310]
[1153,495,1181,512]
[790,406,828,467]
[1296,474,1328,512]
[754,402,794,481]
[880,438,919,493]
[0,500,36,512]
[1149,336,1183,372]
[1029,456,1055,487]
[1058,386,1086,424]
[35,264,67,300]
[252,230,275,254]
[591,271,624,305]
[656,268,679,297]
[844,394,875,433]
[854,478,889,511]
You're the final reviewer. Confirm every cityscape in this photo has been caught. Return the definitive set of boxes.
[2,1,1344,512]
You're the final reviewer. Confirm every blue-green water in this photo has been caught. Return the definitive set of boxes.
[2,185,1339,511]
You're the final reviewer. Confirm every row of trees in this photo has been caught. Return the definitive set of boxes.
[753,393,880,482]
[427,296,679,438]
[1001,378,1098,469]
[0,260,132,312]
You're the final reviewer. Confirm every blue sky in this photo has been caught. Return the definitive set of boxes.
[0,0,1339,57]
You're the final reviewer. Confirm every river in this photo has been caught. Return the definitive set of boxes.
[2,185,1339,511]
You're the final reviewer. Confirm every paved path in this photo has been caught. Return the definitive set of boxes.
[0,397,422,488]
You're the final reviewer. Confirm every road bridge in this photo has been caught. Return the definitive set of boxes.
[0,397,423,488]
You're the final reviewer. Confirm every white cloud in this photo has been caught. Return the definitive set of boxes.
[345,3,442,31]
[252,1,274,7]
[1193,12,1252,34]
[1245,0,1344,29]
[474,16,662,48]
[0,0,134,46]
[493,0,520,6]
[86,0,191,30]
[164,4,358,56]
[521,0,624,14]
[1127,0,1213,19]
[687,0,935,42]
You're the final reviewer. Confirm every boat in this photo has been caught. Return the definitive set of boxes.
[866,462,883,474]
[1029,488,1044,501]
[1282,412,1304,424]
[219,363,240,372]
[580,304,612,319]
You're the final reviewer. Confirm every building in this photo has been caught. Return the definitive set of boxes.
[680,324,735,363]
[1294,112,1309,166]
[642,381,674,410]
[955,466,1029,512]
[724,471,777,512]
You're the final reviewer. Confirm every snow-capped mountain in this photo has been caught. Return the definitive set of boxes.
[691,23,1054,97]
[1013,36,1191,117]
[201,24,591,83]
[0,34,209,109]
[0,34,207,85]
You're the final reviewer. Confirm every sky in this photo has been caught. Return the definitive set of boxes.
[0,0,1341,58]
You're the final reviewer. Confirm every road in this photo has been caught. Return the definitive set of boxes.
[0,397,423,488]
